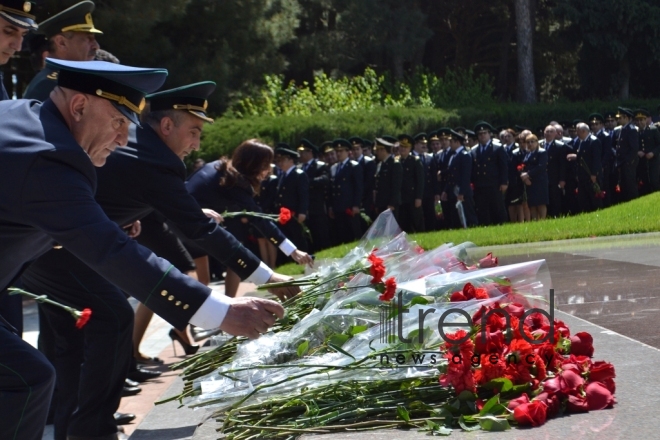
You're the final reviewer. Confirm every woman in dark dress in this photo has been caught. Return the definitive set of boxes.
[186,139,313,297]
[520,134,549,220]
[501,129,525,222]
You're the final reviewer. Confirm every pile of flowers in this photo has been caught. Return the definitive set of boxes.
[162,211,614,438]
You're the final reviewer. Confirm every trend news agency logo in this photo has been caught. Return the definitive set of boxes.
[379,289,556,366]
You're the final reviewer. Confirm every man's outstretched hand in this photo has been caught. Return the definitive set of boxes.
[220,297,285,339]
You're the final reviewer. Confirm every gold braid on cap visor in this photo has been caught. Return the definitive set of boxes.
[96,89,146,114]
[61,13,102,33]
[172,101,208,113]
[0,4,35,19]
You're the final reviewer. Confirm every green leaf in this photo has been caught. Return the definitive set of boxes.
[457,390,476,402]
[478,415,510,431]
[410,296,430,306]
[482,377,513,393]
[296,340,309,358]
[479,394,500,416]
[327,342,355,360]
[348,325,368,336]
[328,334,350,347]
[397,405,410,422]
[458,415,480,432]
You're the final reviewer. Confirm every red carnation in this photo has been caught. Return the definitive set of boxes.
[378,277,397,301]
[345,208,354,217]
[278,207,292,225]
[517,164,525,172]
[367,252,386,284]
[75,308,92,329]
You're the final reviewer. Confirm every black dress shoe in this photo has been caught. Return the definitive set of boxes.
[125,378,140,388]
[127,367,162,383]
[113,412,136,425]
[121,385,141,397]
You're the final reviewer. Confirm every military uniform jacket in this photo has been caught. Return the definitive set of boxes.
[257,174,278,212]
[274,167,310,216]
[436,148,454,196]
[330,159,363,212]
[541,140,567,185]
[186,160,291,250]
[399,154,424,203]
[571,135,602,179]
[22,65,58,101]
[613,123,639,166]
[0,71,8,101]
[374,155,403,208]
[0,99,212,328]
[470,140,508,188]
[638,125,660,156]
[300,159,330,215]
[596,129,614,167]
[444,148,473,198]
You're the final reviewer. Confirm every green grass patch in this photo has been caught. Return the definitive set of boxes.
[277,192,660,275]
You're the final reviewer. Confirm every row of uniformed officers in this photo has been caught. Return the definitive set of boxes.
[255,107,659,251]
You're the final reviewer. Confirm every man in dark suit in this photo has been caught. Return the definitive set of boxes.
[23,1,102,100]
[298,138,331,251]
[541,125,567,217]
[470,121,508,226]
[442,130,477,228]
[589,113,614,207]
[567,123,602,213]
[0,60,287,440]
[414,132,437,231]
[274,144,310,254]
[634,109,660,194]
[397,134,425,232]
[349,136,376,226]
[373,137,403,218]
[434,128,454,229]
[613,107,640,202]
[328,138,363,244]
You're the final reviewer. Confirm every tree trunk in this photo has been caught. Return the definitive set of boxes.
[618,57,630,100]
[514,0,536,103]
[497,8,516,100]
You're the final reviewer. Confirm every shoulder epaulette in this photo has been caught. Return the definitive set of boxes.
[295,168,304,174]
[317,160,326,166]
[556,140,565,146]
[538,147,546,153]
[413,155,420,161]
[589,135,597,141]
[349,160,358,166]
[46,71,58,81]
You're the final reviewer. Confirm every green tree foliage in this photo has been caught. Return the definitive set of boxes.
[230,67,495,117]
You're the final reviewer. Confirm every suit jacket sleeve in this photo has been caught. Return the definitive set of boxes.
[22,154,211,330]
[298,171,310,216]
[138,168,264,280]
[459,154,472,195]
[414,158,424,199]
[390,161,403,206]
[590,139,602,176]
[497,147,509,186]
[352,163,364,207]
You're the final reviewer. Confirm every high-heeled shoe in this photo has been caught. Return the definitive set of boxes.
[168,328,200,356]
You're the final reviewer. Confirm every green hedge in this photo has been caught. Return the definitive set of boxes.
[195,98,660,162]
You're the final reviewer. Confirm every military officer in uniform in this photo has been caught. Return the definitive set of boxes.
[442,130,477,228]
[435,128,454,229]
[397,134,425,232]
[23,1,102,100]
[470,121,508,225]
[373,137,403,218]
[298,138,331,251]
[273,144,310,256]
[0,60,287,440]
[566,123,602,212]
[604,111,617,132]
[20,80,297,440]
[322,140,337,166]
[328,138,363,244]
[589,113,614,207]
[349,136,376,227]
[634,109,660,194]
[613,107,640,202]
[414,132,437,231]
[541,125,567,217]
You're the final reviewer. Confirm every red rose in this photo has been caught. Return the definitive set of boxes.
[378,277,397,301]
[278,207,292,224]
[478,252,498,268]
[463,283,476,300]
[474,287,489,300]
[517,164,525,172]
[559,369,584,394]
[589,361,615,383]
[513,401,547,427]
[450,291,467,302]
[535,392,560,417]
[75,308,92,329]
[345,208,354,216]
[586,381,615,410]
[570,332,594,357]
[601,377,616,394]
[507,394,529,410]
[504,303,525,318]
[474,329,505,354]
[566,393,589,413]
